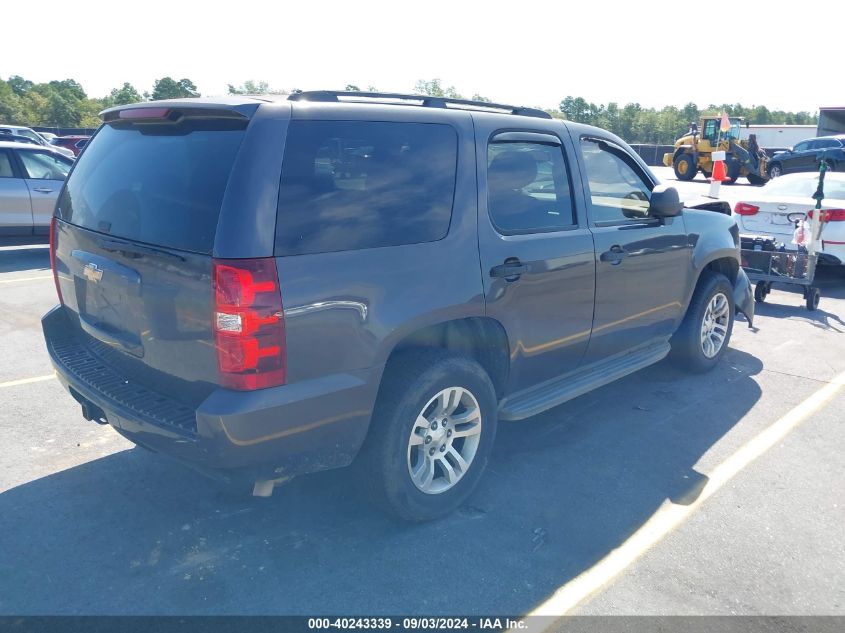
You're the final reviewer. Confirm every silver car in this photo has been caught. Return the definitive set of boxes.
[0,140,72,235]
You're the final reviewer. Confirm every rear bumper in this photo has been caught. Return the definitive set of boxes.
[733,268,755,326]
[42,307,378,483]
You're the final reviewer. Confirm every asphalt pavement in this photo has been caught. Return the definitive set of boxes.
[1,198,843,616]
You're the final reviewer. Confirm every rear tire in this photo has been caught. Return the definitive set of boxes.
[747,173,767,186]
[362,349,498,522]
[670,272,735,373]
[673,153,696,181]
[754,282,769,303]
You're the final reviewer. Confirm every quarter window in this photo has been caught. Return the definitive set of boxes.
[486,141,575,234]
[580,138,653,225]
[276,121,458,256]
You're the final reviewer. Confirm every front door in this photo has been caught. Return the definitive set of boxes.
[17,149,70,232]
[477,128,596,393]
[576,136,693,364]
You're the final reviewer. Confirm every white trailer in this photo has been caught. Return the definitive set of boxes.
[744,125,816,151]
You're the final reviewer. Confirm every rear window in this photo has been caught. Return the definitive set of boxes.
[58,122,245,254]
[276,120,457,256]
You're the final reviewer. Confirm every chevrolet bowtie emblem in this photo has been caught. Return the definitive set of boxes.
[83,262,103,283]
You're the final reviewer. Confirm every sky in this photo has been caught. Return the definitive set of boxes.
[2,0,842,113]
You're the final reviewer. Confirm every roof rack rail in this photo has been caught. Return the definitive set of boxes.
[288,91,552,119]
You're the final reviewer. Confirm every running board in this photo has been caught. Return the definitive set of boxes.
[498,342,671,421]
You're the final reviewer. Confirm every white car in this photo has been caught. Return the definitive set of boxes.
[733,172,845,266]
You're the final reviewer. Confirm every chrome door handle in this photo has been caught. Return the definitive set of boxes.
[33,187,53,193]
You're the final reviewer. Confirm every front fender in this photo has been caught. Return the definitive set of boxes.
[683,209,753,325]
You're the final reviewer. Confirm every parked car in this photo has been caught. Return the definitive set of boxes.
[51,135,91,157]
[734,172,845,266]
[768,135,845,178]
[37,131,58,142]
[0,125,76,159]
[42,93,754,521]
[0,133,42,146]
[0,140,73,235]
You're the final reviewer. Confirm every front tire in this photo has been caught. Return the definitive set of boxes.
[673,153,696,181]
[670,272,735,373]
[768,163,782,178]
[363,349,498,522]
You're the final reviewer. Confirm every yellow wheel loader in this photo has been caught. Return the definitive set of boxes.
[662,116,770,185]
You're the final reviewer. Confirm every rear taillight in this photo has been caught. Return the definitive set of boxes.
[808,208,845,222]
[118,107,171,120]
[49,217,63,305]
[213,258,286,391]
[734,202,760,216]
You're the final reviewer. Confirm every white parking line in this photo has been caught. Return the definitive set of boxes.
[0,374,56,389]
[0,275,52,284]
[526,369,845,620]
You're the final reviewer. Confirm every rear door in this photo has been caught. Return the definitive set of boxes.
[577,135,692,364]
[0,148,33,233]
[477,125,596,393]
[52,109,250,407]
[16,148,71,232]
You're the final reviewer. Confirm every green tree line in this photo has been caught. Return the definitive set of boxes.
[556,96,818,144]
[0,75,199,128]
[1,74,819,145]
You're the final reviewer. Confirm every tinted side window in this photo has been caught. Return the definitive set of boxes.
[18,151,70,180]
[580,138,653,225]
[276,121,457,256]
[793,141,810,152]
[486,141,574,234]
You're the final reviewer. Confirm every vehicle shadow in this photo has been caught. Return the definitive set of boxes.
[754,302,845,333]
[0,243,50,274]
[0,349,763,615]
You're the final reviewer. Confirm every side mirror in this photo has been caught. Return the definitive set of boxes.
[649,184,684,218]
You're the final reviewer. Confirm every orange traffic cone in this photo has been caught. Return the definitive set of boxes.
[712,159,728,182]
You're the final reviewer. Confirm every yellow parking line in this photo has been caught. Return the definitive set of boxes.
[0,374,56,389]
[526,370,845,620]
[0,275,53,284]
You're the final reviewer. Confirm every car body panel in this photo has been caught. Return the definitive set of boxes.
[473,114,596,392]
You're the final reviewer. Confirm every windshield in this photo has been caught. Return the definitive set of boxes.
[764,175,845,200]
[727,120,742,140]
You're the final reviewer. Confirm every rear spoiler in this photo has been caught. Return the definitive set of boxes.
[100,101,258,123]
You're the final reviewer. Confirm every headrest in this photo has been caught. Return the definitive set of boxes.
[488,151,537,191]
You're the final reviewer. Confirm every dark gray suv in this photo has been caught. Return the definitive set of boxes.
[42,92,754,521]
